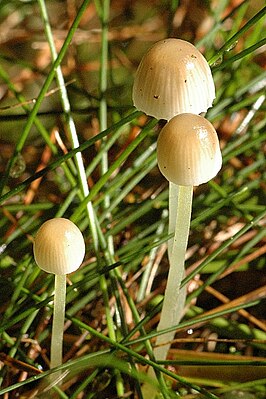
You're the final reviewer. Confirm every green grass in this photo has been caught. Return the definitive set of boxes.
[0,0,265,398]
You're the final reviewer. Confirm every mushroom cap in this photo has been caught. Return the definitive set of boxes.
[132,38,215,120]
[33,218,85,275]
[157,113,222,186]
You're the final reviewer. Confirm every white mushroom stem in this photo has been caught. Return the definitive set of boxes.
[50,274,67,369]
[143,184,192,397]
[153,184,193,360]
[168,182,179,255]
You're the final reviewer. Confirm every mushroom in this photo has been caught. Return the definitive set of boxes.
[132,38,215,121]
[33,218,85,369]
[154,113,222,360]
[132,39,218,396]
[157,113,222,186]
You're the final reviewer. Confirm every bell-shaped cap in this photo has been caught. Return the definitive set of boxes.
[157,113,222,186]
[133,38,215,121]
[33,218,85,275]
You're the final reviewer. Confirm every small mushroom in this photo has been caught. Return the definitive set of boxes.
[33,218,85,369]
[157,113,222,186]
[133,38,215,121]
[154,113,222,360]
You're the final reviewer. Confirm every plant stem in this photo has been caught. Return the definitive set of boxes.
[97,1,125,395]
[0,111,141,207]
[50,274,66,369]
[38,0,99,252]
[208,5,266,66]
[99,0,114,254]
[0,0,91,196]
[154,184,193,360]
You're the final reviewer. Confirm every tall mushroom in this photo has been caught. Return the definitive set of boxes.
[133,38,215,121]
[33,218,85,369]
